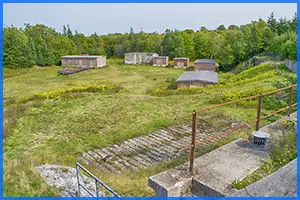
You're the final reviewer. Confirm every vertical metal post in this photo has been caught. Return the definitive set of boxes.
[288,86,294,116]
[76,163,81,197]
[189,110,197,173]
[256,95,263,131]
[95,180,99,197]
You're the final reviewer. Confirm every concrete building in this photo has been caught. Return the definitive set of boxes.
[124,52,158,65]
[61,55,106,68]
[176,70,218,88]
[174,57,189,68]
[153,56,169,67]
[194,59,216,71]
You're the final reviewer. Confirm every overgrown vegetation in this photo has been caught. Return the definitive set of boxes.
[3,11,297,197]
[4,59,296,196]
[232,118,297,190]
[18,83,127,103]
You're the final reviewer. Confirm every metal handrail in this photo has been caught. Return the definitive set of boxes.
[174,84,297,172]
[76,162,120,197]
[175,84,296,120]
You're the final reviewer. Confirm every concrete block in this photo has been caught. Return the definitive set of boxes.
[229,159,297,197]
[148,166,193,196]
[148,139,269,197]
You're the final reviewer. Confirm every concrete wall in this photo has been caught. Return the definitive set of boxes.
[153,57,168,66]
[62,57,106,68]
[97,57,106,67]
[284,60,297,72]
[141,53,158,64]
[125,52,158,65]
[195,63,216,71]
[253,57,265,66]
[174,60,189,68]
[125,53,137,64]
[177,81,212,88]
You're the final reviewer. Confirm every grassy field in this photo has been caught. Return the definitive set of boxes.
[4,59,296,196]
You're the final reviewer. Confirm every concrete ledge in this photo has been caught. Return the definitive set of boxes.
[149,139,269,197]
[148,165,193,196]
[229,158,297,197]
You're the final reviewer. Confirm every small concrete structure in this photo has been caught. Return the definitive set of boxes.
[229,158,297,197]
[61,55,106,68]
[124,52,158,65]
[176,71,218,88]
[174,57,189,68]
[153,56,169,67]
[284,59,297,73]
[148,139,269,197]
[194,59,216,71]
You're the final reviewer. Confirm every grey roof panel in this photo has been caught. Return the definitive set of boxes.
[176,71,218,83]
[124,52,158,55]
[154,56,169,59]
[174,57,189,60]
[62,55,106,59]
[194,59,216,64]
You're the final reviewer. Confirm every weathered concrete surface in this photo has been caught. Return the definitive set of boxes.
[148,165,193,196]
[260,112,297,137]
[36,164,105,197]
[148,139,269,197]
[229,159,297,197]
[80,115,241,172]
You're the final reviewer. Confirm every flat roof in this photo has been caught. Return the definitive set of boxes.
[194,59,216,64]
[174,57,189,60]
[176,71,218,83]
[62,55,106,59]
[154,56,168,59]
[124,52,158,54]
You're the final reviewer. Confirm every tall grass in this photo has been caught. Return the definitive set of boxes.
[3,60,297,196]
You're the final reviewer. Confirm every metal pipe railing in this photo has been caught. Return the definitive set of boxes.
[175,84,297,172]
[76,162,120,197]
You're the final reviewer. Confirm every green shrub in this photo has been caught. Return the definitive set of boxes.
[18,84,128,103]
[222,86,276,102]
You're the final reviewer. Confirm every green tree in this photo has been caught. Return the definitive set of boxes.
[267,12,277,34]
[217,24,226,31]
[4,27,30,68]
[228,24,239,30]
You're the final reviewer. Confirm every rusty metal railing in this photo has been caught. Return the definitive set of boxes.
[174,84,297,173]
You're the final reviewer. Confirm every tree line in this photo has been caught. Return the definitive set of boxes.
[3,13,297,71]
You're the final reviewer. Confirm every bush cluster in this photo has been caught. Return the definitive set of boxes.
[18,84,128,103]
[58,67,91,75]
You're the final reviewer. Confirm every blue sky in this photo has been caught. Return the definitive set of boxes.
[3,3,297,35]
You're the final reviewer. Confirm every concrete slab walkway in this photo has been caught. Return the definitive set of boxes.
[148,138,269,197]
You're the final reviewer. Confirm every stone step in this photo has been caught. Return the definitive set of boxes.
[131,155,153,167]
[123,140,144,152]
[113,160,130,171]
[145,151,164,162]
[124,156,147,169]
[118,158,139,171]
[153,131,175,141]
[101,148,114,157]
[148,134,182,150]
[137,154,159,165]
[104,161,121,173]
[79,122,239,172]
[139,135,162,146]
[94,149,108,158]
[167,127,185,135]
[112,144,132,155]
